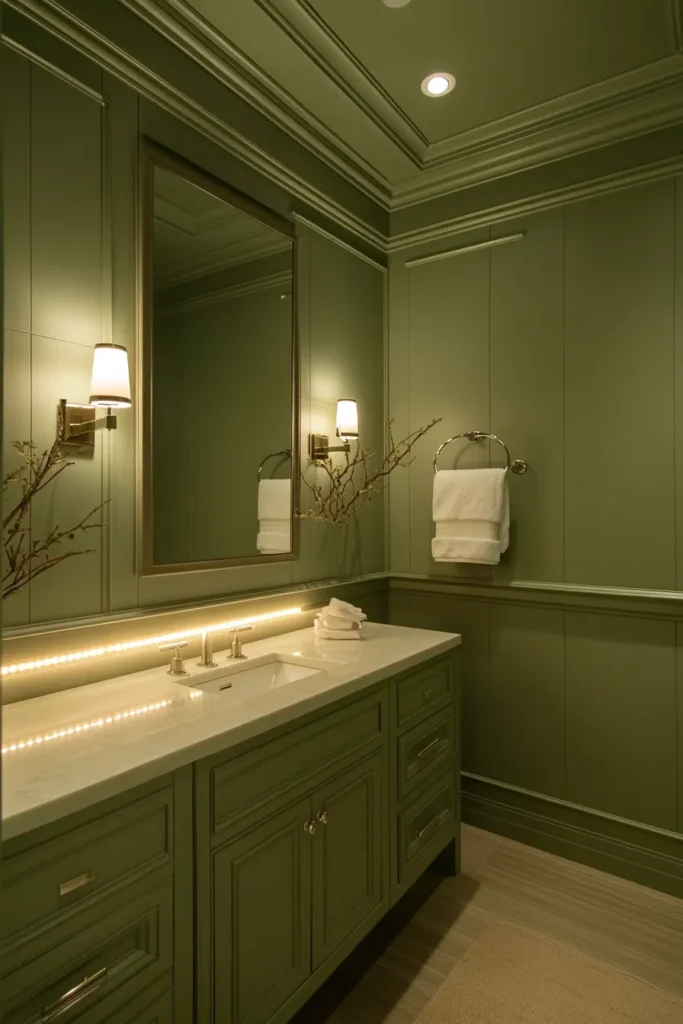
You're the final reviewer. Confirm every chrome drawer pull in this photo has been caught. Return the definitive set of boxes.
[59,871,96,897]
[417,808,449,841]
[42,967,108,1021]
[417,737,441,760]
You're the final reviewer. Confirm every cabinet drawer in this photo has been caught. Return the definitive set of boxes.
[2,787,173,949]
[396,658,453,730]
[398,775,455,885]
[210,690,385,836]
[2,882,172,1024]
[397,707,455,802]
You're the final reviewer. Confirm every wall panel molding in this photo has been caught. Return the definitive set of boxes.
[390,575,683,621]
[462,773,683,899]
[388,153,683,252]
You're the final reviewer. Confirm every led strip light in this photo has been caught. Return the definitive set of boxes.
[2,691,203,756]
[1,606,303,678]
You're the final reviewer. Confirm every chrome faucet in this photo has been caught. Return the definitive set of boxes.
[228,625,254,660]
[159,641,188,676]
[198,630,217,668]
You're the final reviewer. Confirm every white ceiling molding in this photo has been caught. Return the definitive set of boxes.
[122,0,395,205]
[4,0,387,252]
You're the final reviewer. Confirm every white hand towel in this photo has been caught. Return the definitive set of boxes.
[257,480,291,554]
[329,597,367,622]
[314,615,361,640]
[432,468,509,565]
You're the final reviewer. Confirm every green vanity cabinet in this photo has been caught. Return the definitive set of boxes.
[1,647,459,1024]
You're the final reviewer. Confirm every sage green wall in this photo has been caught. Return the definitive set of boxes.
[388,176,683,847]
[153,276,292,564]
[1,17,386,630]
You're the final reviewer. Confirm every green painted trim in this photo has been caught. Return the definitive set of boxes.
[389,575,683,621]
[293,214,387,272]
[404,232,525,268]
[4,0,387,251]
[155,270,292,318]
[0,32,104,103]
[388,153,683,252]
[462,773,683,900]
[122,0,395,204]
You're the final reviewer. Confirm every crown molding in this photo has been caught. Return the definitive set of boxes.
[254,0,426,162]
[388,152,683,252]
[122,0,394,207]
[4,0,387,252]
[155,268,291,316]
[153,233,291,289]
[392,55,683,207]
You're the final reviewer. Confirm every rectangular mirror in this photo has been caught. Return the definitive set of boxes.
[141,143,298,574]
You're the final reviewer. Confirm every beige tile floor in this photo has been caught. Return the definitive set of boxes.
[292,825,683,1023]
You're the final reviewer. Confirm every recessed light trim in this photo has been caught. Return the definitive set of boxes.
[382,0,412,7]
[421,72,456,97]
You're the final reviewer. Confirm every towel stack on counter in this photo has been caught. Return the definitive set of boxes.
[314,597,367,640]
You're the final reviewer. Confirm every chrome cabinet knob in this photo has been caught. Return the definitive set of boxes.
[303,820,317,835]
[316,811,328,825]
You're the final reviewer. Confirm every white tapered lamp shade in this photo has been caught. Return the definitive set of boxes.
[89,344,132,408]
[336,399,359,440]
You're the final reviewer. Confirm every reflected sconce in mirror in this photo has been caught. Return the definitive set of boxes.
[58,344,132,450]
[309,399,359,462]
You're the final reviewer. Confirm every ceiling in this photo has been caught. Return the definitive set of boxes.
[126,0,683,208]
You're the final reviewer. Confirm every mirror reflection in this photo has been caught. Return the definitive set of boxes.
[144,151,296,572]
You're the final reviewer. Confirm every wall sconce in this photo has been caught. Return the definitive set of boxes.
[58,343,132,450]
[309,399,359,462]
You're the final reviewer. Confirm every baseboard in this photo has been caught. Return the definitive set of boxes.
[462,774,683,900]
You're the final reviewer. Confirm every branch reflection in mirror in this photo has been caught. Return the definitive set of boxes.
[300,418,441,527]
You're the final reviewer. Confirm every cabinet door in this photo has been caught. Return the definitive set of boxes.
[213,798,313,1024]
[312,753,385,970]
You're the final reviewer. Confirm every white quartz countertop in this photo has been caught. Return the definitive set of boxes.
[2,623,460,840]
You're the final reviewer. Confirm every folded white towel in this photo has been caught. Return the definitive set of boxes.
[314,618,361,641]
[329,597,367,622]
[257,480,291,554]
[432,468,509,565]
[319,611,360,631]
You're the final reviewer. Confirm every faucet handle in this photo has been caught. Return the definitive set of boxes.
[228,625,254,661]
[159,641,188,676]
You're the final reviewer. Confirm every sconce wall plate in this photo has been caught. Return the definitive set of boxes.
[309,433,351,463]
[58,402,97,451]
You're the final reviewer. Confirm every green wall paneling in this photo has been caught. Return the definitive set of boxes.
[489,209,565,582]
[407,228,492,578]
[2,21,388,633]
[564,180,676,590]
[3,329,31,627]
[565,612,678,831]
[677,624,683,833]
[462,774,683,901]
[489,603,566,798]
[676,175,683,594]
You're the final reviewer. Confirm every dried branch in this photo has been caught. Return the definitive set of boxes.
[3,439,110,601]
[300,417,441,527]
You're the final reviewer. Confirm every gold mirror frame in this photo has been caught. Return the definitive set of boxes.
[138,140,299,576]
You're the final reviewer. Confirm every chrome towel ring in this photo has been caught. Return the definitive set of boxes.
[257,449,292,481]
[433,431,527,475]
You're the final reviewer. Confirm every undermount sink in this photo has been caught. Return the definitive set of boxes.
[191,656,327,699]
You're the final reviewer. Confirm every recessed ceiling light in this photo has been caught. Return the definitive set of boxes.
[421,72,456,97]
[382,0,412,6]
